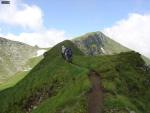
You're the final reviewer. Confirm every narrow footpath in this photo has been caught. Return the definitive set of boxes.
[88,70,103,113]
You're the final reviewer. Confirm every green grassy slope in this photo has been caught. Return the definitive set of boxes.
[73,51,150,113]
[24,56,44,69]
[0,40,149,113]
[0,71,28,91]
[103,35,129,54]
[0,56,43,91]
[0,40,90,113]
[142,56,150,65]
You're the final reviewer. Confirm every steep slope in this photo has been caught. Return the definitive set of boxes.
[73,31,129,55]
[0,37,38,82]
[0,40,90,113]
[0,56,43,91]
[0,40,149,113]
[142,56,150,65]
[0,71,28,91]
[72,31,150,64]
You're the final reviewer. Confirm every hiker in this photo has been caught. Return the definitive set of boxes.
[61,45,66,59]
[61,45,73,63]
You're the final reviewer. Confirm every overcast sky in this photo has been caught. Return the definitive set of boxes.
[0,0,150,58]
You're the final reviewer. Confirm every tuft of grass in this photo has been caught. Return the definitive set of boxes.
[102,80,117,94]
[104,94,139,112]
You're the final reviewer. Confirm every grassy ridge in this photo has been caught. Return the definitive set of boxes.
[73,51,150,113]
[0,40,149,113]
[0,40,90,113]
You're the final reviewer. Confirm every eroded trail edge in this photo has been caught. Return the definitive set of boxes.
[88,70,103,113]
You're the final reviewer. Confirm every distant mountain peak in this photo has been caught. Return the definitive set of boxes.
[73,31,129,56]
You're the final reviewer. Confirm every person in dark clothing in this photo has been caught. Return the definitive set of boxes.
[61,46,73,63]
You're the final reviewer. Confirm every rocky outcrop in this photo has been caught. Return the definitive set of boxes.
[73,31,129,56]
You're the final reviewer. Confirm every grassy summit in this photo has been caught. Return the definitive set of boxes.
[0,40,149,113]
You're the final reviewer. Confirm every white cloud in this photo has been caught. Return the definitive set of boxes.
[0,0,68,47]
[0,29,68,47]
[103,13,150,58]
[37,49,47,56]
[0,0,43,31]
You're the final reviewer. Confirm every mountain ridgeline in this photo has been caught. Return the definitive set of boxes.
[0,37,38,83]
[0,40,149,113]
[73,32,150,64]
[73,31,129,55]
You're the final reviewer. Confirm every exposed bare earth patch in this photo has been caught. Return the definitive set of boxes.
[88,70,103,113]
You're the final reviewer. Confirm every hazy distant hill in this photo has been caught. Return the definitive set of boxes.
[0,37,38,83]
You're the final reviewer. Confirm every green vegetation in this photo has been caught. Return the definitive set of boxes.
[73,51,150,113]
[142,55,150,64]
[0,56,43,91]
[0,40,90,113]
[24,55,44,68]
[0,71,28,91]
[103,35,129,54]
[73,31,150,65]
[0,40,149,113]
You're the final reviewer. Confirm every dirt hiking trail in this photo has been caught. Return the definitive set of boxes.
[88,70,103,113]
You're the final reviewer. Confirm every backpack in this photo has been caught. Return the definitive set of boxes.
[64,48,72,58]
